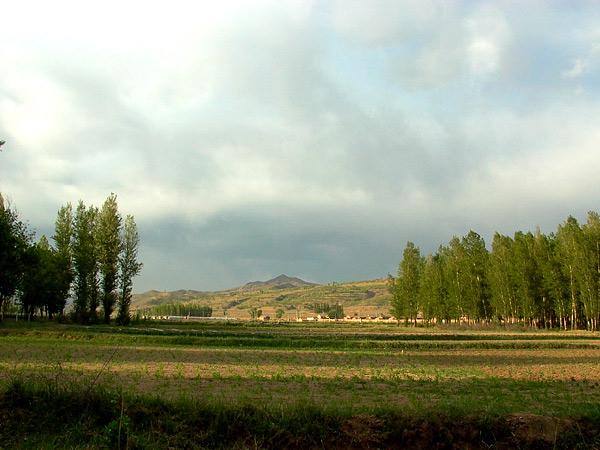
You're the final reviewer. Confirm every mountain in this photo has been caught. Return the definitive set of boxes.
[132,277,393,319]
[132,289,206,307]
[242,274,317,290]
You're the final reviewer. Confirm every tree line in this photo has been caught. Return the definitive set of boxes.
[389,211,600,330]
[0,193,142,324]
[308,302,345,319]
[143,303,213,318]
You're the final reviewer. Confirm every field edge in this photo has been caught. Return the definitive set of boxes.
[2,379,600,449]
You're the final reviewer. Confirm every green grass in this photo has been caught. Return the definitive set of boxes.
[2,379,600,449]
[2,320,600,448]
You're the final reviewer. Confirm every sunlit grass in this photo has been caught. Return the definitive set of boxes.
[2,320,600,448]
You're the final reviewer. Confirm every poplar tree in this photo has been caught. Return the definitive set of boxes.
[391,242,423,325]
[488,233,517,323]
[512,232,541,325]
[97,194,122,323]
[117,215,142,325]
[444,238,465,323]
[556,217,584,329]
[37,236,67,319]
[0,202,30,321]
[531,230,558,328]
[581,212,600,330]
[19,236,66,320]
[460,231,490,322]
[72,201,97,323]
[545,234,570,329]
[392,210,600,329]
[87,206,100,322]
[418,253,446,323]
[19,241,42,320]
[53,204,73,318]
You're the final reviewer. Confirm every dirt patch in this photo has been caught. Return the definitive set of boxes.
[341,414,388,448]
[505,413,573,446]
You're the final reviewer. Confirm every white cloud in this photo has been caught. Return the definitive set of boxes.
[380,3,514,87]
[331,0,440,46]
[465,5,511,76]
[562,59,588,78]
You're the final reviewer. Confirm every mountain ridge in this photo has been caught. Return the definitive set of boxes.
[132,277,393,319]
[242,274,317,290]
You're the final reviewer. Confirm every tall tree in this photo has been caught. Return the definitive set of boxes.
[19,242,42,320]
[19,236,66,320]
[72,201,97,323]
[391,242,423,325]
[460,231,490,322]
[581,212,600,330]
[488,233,517,323]
[391,210,600,329]
[0,203,30,320]
[97,194,122,323]
[556,216,584,329]
[37,236,68,319]
[418,252,446,323]
[444,238,466,323]
[52,204,74,318]
[512,232,542,326]
[531,230,558,328]
[117,215,142,325]
[87,206,100,323]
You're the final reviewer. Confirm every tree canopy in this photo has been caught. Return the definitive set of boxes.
[0,194,141,324]
[390,211,600,330]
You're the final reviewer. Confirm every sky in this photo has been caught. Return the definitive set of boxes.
[1,0,600,292]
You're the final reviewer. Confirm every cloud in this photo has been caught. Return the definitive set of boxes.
[465,5,511,76]
[561,33,600,81]
[331,0,439,45]
[1,1,600,291]
[562,59,588,78]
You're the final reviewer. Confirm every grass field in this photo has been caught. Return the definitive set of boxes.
[1,320,600,448]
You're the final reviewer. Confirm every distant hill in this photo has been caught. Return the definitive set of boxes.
[132,276,393,319]
[132,289,206,307]
[242,274,317,290]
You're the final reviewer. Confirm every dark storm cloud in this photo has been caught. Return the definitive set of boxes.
[1,1,600,291]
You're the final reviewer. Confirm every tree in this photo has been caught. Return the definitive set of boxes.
[390,211,600,329]
[532,229,560,328]
[0,203,30,320]
[72,201,98,323]
[556,216,584,329]
[488,233,517,323]
[581,212,600,330]
[87,206,100,323]
[444,238,466,323]
[275,308,285,319]
[97,194,122,323]
[19,236,66,320]
[391,242,423,325]
[419,252,446,324]
[512,232,542,326]
[249,307,262,320]
[117,215,142,325]
[328,303,345,319]
[460,231,490,322]
[52,204,74,318]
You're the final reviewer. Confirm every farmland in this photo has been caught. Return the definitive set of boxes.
[1,321,600,448]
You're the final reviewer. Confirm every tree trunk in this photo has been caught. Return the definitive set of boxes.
[569,265,577,330]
